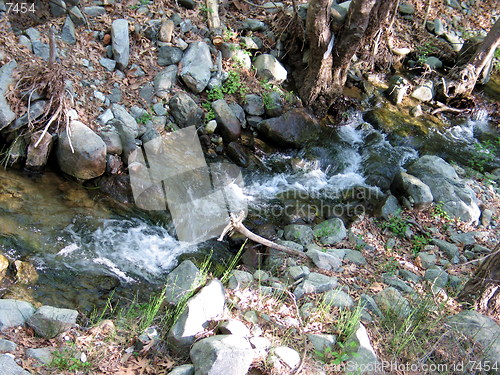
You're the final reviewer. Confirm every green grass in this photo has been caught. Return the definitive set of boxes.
[49,345,92,373]
[379,212,408,238]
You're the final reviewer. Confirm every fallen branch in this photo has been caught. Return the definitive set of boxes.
[218,211,308,259]
[431,102,467,115]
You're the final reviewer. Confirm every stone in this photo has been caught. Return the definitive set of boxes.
[343,250,367,265]
[398,2,415,15]
[190,335,253,375]
[287,265,310,280]
[444,31,463,52]
[399,269,421,283]
[179,41,213,93]
[0,354,31,375]
[61,16,76,44]
[0,96,15,130]
[169,92,204,128]
[242,19,266,31]
[83,6,106,16]
[253,54,287,83]
[374,287,411,319]
[480,209,493,227]
[269,346,300,370]
[25,347,53,364]
[408,155,480,224]
[50,0,66,17]
[411,80,435,102]
[345,323,380,373]
[205,120,217,134]
[294,272,338,299]
[424,267,448,288]
[258,108,320,148]
[359,294,383,318]
[240,37,260,50]
[313,218,347,245]
[159,20,175,43]
[250,336,271,359]
[56,120,107,180]
[264,91,284,117]
[331,2,350,24]
[228,102,246,128]
[431,239,460,264]
[424,56,443,69]
[111,104,139,138]
[323,289,354,308]
[25,130,54,171]
[0,339,16,352]
[226,142,249,167]
[99,57,116,71]
[99,125,123,155]
[164,260,202,305]
[382,274,414,294]
[386,75,410,104]
[243,94,265,116]
[168,280,225,352]
[308,334,336,354]
[27,306,78,338]
[434,19,445,36]
[218,320,251,337]
[417,252,437,269]
[283,224,313,246]
[227,270,253,290]
[212,99,241,141]
[10,100,48,132]
[19,35,32,50]
[391,171,433,208]
[69,6,85,26]
[158,46,183,66]
[167,364,195,375]
[179,0,196,10]
[154,65,178,97]
[306,249,342,272]
[106,154,122,174]
[112,19,129,70]
[446,310,500,363]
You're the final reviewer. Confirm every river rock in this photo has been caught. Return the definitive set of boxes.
[391,171,433,208]
[294,272,338,299]
[374,287,411,319]
[25,130,54,171]
[164,260,201,305]
[243,94,265,116]
[112,19,129,70]
[0,60,17,130]
[226,142,249,167]
[257,108,320,148]
[212,99,241,141]
[0,254,8,279]
[345,323,379,373]
[61,16,76,44]
[169,92,204,128]
[407,155,480,224]
[167,280,225,352]
[190,335,254,375]
[306,249,342,272]
[431,239,460,263]
[154,65,178,97]
[56,120,107,180]
[0,299,35,330]
[27,305,78,338]
[323,289,354,308]
[386,75,410,104]
[313,218,346,245]
[253,54,287,83]
[158,46,183,66]
[179,41,213,93]
[283,224,313,245]
[11,100,48,131]
[0,354,32,375]
[410,80,435,102]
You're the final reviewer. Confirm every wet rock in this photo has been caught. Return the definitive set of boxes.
[179,41,213,93]
[374,287,411,319]
[27,305,78,338]
[411,80,435,102]
[283,224,313,246]
[26,347,54,364]
[323,289,354,308]
[391,171,433,208]
[13,260,39,284]
[345,323,380,373]
[25,130,54,171]
[164,260,201,305]
[190,335,254,375]
[169,92,204,128]
[294,272,338,298]
[112,19,129,70]
[212,99,241,141]
[159,19,174,43]
[0,354,32,375]
[0,339,16,352]
[243,94,265,116]
[61,16,76,44]
[268,346,300,370]
[386,75,410,104]
[56,120,107,180]
[227,270,253,290]
[158,46,183,66]
[154,65,178,97]
[253,54,287,83]
[306,249,342,272]
[313,218,347,246]
[257,109,320,148]
[226,142,249,167]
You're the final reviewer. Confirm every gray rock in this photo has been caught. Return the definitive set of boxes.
[164,260,201,305]
[167,364,195,375]
[345,323,380,374]
[313,218,347,245]
[331,2,350,24]
[391,171,433,208]
[10,100,48,131]
[243,94,265,116]
[99,125,122,155]
[408,155,480,224]
[416,252,437,269]
[169,92,204,128]
[226,142,249,167]
[153,103,166,116]
[444,31,463,52]
[19,35,32,50]
[61,16,76,44]
[25,347,53,364]
[25,130,54,171]
[398,2,415,15]
[0,96,15,130]
[382,274,414,294]
[0,354,32,375]
[424,267,448,288]
[283,224,313,246]
[449,231,477,245]
[306,249,342,272]
[253,54,287,83]
[411,80,435,102]
[218,320,251,337]
[359,294,383,318]
[242,19,266,31]
[374,287,411,319]
[240,37,260,50]
[32,40,51,61]
[294,272,338,299]
[158,46,183,66]
[212,99,241,141]
[378,194,401,220]
[264,91,284,117]
[228,270,253,290]
[111,104,139,138]
[344,250,367,265]
[480,209,493,227]
[431,239,460,264]
[25,27,41,42]
[386,75,410,104]
[434,19,445,36]
[287,265,310,280]
[0,59,18,95]
[399,269,421,283]
[69,6,85,26]
[257,108,320,148]
[246,115,262,128]
[424,56,443,69]
[179,0,196,9]
[83,6,106,16]
[112,19,129,70]
[446,310,500,363]
[269,346,300,370]
[179,41,213,93]
[50,0,66,17]
[190,335,254,375]
[323,289,354,308]
[168,280,225,352]
[154,65,178,98]
[99,57,116,71]
[0,339,16,352]
[228,102,246,128]
[56,120,107,180]
[307,334,336,354]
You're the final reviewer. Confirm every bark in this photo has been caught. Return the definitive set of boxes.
[457,250,500,317]
[444,18,500,98]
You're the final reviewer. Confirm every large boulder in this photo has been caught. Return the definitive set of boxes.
[0,354,32,375]
[169,92,204,128]
[407,155,480,223]
[164,260,202,305]
[56,120,107,180]
[112,19,130,70]
[257,109,320,148]
[0,299,35,331]
[179,41,213,93]
[253,54,287,83]
[27,305,78,338]
[190,335,254,375]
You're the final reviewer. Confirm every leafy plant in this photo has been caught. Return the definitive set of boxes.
[415,42,439,66]
[202,102,216,121]
[314,341,357,365]
[49,346,92,372]
[432,201,451,221]
[380,213,408,238]
[136,112,152,124]
[470,137,499,173]
[411,234,431,256]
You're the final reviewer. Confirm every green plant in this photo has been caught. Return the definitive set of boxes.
[335,299,364,341]
[380,256,399,274]
[49,346,92,372]
[136,112,152,124]
[411,234,431,256]
[470,137,499,173]
[202,102,216,121]
[314,341,358,365]
[415,42,439,66]
[380,212,408,238]
[223,28,237,42]
[432,201,451,221]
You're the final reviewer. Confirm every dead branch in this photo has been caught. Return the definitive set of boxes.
[218,211,308,259]
[431,102,467,115]
[49,26,56,67]
[205,0,221,32]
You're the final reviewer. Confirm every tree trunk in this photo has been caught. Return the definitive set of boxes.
[457,250,500,318]
[444,18,500,98]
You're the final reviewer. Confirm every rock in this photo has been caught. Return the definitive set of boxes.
[0,354,32,375]
[13,260,38,284]
[106,154,122,174]
[112,19,129,70]
[27,305,78,338]
[25,130,54,171]
[410,105,423,117]
[243,94,265,116]
[154,65,178,97]
[444,31,463,52]
[306,249,342,272]
[382,274,414,294]
[99,125,123,155]
[398,2,415,15]
[449,231,478,245]
[391,171,433,208]
[61,16,76,44]
[343,249,367,265]
[190,335,253,375]
[205,120,217,134]
[25,347,53,364]
[69,6,85,26]
[481,209,493,227]
[164,260,202,305]
[345,323,379,373]
[257,109,320,148]
[212,99,241,141]
[228,103,246,128]
[269,346,300,370]
[99,57,116,71]
[168,280,225,352]
[417,252,437,269]
[0,339,16,352]
[226,142,249,167]
[424,56,443,69]
[331,2,351,25]
[159,20,175,43]
[158,46,183,66]
[179,0,196,9]
[374,287,411,319]
[323,289,354,308]
[446,310,500,363]
[0,60,17,130]
[253,54,287,83]
[179,42,213,93]
[218,320,251,337]
[56,120,107,180]
[359,294,383,318]
[0,253,8,276]
[0,96,15,130]
[264,91,284,117]
[50,0,66,17]
[227,270,253,290]
[294,272,338,299]
[19,35,32,50]
[424,266,448,288]
[431,239,460,264]
[169,92,204,128]
[399,269,421,283]
[10,100,48,131]
[111,104,139,138]
[313,218,347,245]
[240,37,260,50]
[283,224,313,246]
[287,265,310,280]
[433,19,445,36]
[83,6,105,16]
[408,155,480,224]
[308,334,336,354]
[167,364,195,375]
[385,75,410,104]
[411,80,435,102]
[242,19,266,31]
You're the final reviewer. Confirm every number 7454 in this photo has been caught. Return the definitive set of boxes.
[6,2,36,13]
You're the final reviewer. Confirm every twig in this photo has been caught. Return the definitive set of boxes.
[49,27,56,67]
[431,102,466,115]
[283,289,307,375]
[423,0,433,27]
